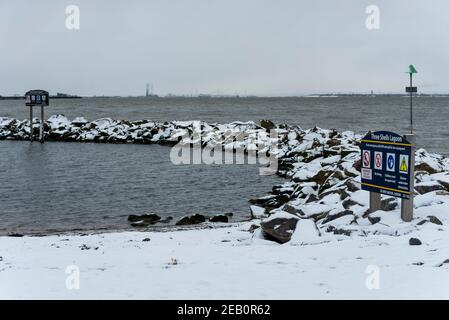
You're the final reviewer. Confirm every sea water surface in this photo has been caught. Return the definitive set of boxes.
[0,141,281,235]
[1,96,448,234]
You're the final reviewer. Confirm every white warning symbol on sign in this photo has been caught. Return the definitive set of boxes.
[362,150,371,168]
[399,154,409,174]
[374,152,383,170]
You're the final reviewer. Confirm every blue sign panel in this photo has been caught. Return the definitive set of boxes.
[25,90,49,107]
[360,131,412,199]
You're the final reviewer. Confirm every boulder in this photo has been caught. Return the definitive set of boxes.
[326,139,341,147]
[322,210,354,224]
[128,214,161,224]
[437,180,449,191]
[260,119,275,132]
[353,159,361,172]
[417,220,427,226]
[329,129,339,139]
[342,198,360,209]
[249,195,277,206]
[131,221,150,228]
[251,194,290,211]
[289,219,321,245]
[250,206,267,219]
[319,187,350,201]
[282,204,305,217]
[415,182,444,194]
[157,217,174,224]
[310,170,333,185]
[248,224,260,232]
[7,233,24,237]
[428,215,443,225]
[175,214,206,226]
[380,198,398,211]
[367,216,381,225]
[209,215,229,223]
[305,194,319,203]
[415,162,437,174]
[409,238,422,246]
[260,217,299,244]
[326,225,352,236]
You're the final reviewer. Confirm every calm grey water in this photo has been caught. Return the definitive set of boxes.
[0,141,281,235]
[0,96,448,234]
[1,96,448,153]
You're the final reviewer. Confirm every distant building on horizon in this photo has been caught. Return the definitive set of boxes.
[145,83,158,98]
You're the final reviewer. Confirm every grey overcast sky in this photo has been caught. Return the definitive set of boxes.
[1,0,448,96]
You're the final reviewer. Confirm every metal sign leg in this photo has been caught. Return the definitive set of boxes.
[401,134,415,222]
[39,105,44,143]
[369,192,381,213]
[30,106,33,143]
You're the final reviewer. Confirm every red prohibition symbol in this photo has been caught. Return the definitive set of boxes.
[363,151,370,167]
[375,153,382,168]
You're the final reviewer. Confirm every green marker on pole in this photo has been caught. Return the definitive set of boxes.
[408,65,418,74]
[406,65,418,133]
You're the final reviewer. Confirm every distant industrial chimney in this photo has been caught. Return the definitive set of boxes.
[146,83,154,97]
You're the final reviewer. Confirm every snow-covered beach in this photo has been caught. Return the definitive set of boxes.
[1,218,449,300]
[1,116,449,299]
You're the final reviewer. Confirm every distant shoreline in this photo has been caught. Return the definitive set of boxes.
[0,96,82,100]
[2,93,449,100]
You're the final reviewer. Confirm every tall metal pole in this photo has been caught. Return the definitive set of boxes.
[29,106,33,143]
[410,73,413,134]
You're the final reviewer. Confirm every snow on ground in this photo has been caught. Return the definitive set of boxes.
[0,217,448,300]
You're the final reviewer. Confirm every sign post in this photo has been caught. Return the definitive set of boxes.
[401,134,415,222]
[29,103,33,143]
[25,90,49,143]
[361,131,413,221]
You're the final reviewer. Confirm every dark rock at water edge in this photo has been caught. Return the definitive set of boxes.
[8,233,24,237]
[176,214,207,226]
[128,214,161,223]
[209,215,229,223]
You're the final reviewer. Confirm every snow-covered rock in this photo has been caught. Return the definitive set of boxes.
[289,219,323,245]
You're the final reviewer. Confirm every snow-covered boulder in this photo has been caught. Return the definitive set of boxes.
[289,219,322,245]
